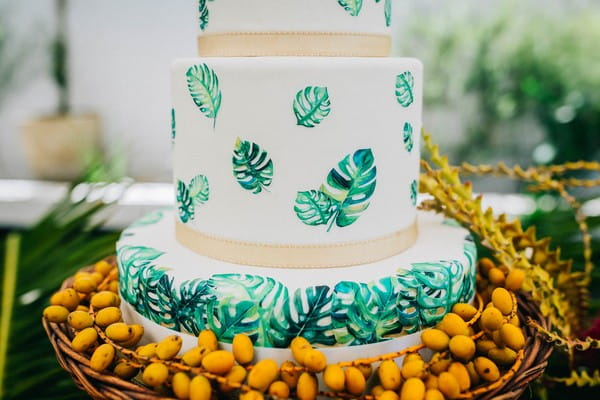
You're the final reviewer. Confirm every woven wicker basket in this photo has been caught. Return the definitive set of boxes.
[43,264,553,400]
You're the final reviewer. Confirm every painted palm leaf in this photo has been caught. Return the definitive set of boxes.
[396,71,415,107]
[171,108,176,143]
[176,279,215,335]
[384,0,392,26]
[232,137,274,194]
[198,0,209,30]
[117,245,165,305]
[337,0,363,16]
[294,190,336,226]
[320,148,377,230]
[176,180,194,223]
[186,63,222,128]
[293,86,331,128]
[403,122,414,153]
[270,285,336,347]
[137,266,178,329]
[410,179,418,206]
[189,174,210,208]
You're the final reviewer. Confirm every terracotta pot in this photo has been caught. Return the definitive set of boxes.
[21,113,101,181]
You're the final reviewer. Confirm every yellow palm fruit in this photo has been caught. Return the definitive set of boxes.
[67,310,94,330]
[113,361,139,380]
[142,362,169,387]
[356,363,373,379]
[248,359,279,392]
[371,385,385,397]
[71,327,98,352]
[182,346,210,367]
[50,291,63,306]
[189,374,212,400]
[509,315,520,327]
[438,372,460,399]
[421,329,450,352]
[296,372,318,400]
[378,360,402,390]
[491,288,513,315]
[240,390,264,400]
[220,365,247,392]
[452,303,478,321]
[402,359,426,379]
[449,335,476,362]
[90,271,105,285]
[438,313,469,337]
[476,339,497,355]
[403,353,423,365]
[201,350,235,375]
[500,324,525,351]
[232,333,254,365]
[424,389,445,400]
[268,381,290,399]
[172,372,191,400]
[448,362,470,392]
[303,349,327,373]
[290,337,311,365]
[60,288,80,311]
[345,367,366,396]
[505,269,525,291]
[400,377,426,400]
[480,307,504,331]
[479,258,496,276]
[380,390,400,400]
[488,347,518,366]
[90,343,115,372]
[465,362,480,386]
[488,268,506,286]
[280,361,301,389]
[90,291,119,309]
[197,329,218,352]
[474,357,500,382]
[105,322,134,342]
[136,343,158,359]
[95,306,122,327]
[323,364,345,392]
[43,305,70,323]
[108,281,119,294]
[429,355,452,375]
[119,324,144,348]
[425,375,438,390]
[95,260,113,276]
[156,335,182,360]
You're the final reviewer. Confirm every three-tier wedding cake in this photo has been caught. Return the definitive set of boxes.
[117,0,476,363]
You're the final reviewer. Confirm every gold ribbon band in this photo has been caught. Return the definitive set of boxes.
[197,32,391,57]
[175,220,418,269]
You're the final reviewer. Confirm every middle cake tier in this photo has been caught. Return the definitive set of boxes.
[171,57,423,267]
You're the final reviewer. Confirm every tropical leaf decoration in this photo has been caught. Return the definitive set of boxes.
[384,0,392,27]
[171,108,176,143]
[396,71,415,107]
[136,265,178,329]
[117,245,165,306]
[122,209,165,237]
[294,148,377,231]
[410,179,418,206]
[175,279,215,335]
[198,0,209,30]
[337,0,363,16]
[232,137,274,194]
[293,86,331,128]
[186,63,222,128]
[403,122,414,153]
[270,285,336,346]
[176,175,210,223]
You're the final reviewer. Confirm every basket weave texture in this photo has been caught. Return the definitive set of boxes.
[43,263,553,400]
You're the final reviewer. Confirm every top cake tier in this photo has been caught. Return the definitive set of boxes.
[197,0,393,56]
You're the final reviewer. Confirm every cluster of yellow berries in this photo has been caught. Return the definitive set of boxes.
[43,257,529,400]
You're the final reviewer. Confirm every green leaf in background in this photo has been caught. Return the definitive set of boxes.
[171,108,176,143]
[403,121,414,153]
[384,0,392,27]
[396,71,415,107]
[294,190,336,226]
[293,86,331,128]
[337,0,363,16]
[198,0,209,30]
[189,174,210,208]
[176,180,194,223]
[232,137,274,194]
[186,63,222,128]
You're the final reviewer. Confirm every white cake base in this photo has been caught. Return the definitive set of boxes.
[117,209,476,362]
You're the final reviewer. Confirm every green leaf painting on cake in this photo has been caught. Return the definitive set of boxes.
[171,108,176,143]
[232,138,274,194]
[396,71,415,107]
[186,63,222,128]
[122,209,166,237]
[294,148,377,232]
[293,86,331,128]
[198,0,209,30]
[403,122,414,153]
[117,245,166,306]
[337,0,363,16]
[410,179,418,206]
[384,0,392,27]
[177,174,210,223]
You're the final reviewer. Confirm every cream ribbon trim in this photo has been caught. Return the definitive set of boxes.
[175,220,418,269]
[197,32,391,57]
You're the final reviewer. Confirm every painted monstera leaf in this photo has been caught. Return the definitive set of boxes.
[186,63,222,128]
[176,180,194,223]
[410,179,418,206]
[175,279,215,335]
[198,0,209,30]
[384,0,392,26]
[189,174,210,208]
[396,71,415,107]
[403,122,414,153]
[270,285,336,347]
[293,86,331,128]
[171,108,176,143]
[294,190,336,226]
[232,138,274,194]
[137,266,179,329]
[117,245,165,305]
[337,0,363,16]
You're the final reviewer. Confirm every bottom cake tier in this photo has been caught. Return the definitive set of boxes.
[117,209,476,363]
